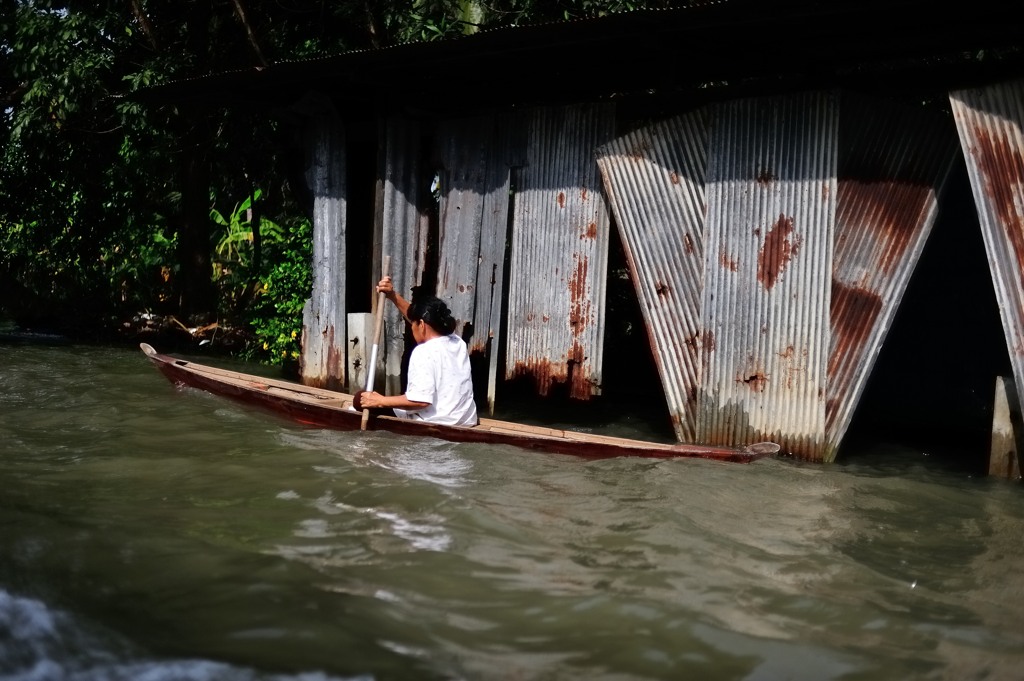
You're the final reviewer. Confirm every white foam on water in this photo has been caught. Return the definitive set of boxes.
[0,589,373,681]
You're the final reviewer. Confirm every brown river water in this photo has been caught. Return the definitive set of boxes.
[1,343,1023,680]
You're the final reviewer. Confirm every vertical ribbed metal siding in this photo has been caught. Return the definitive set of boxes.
[435,114,512,414]
[437,116,488,338]
[595,111,708,441]
[300,115,348,390]
[379,117,429,396]
[699,92,837,459]
[506,104,615,399]
[950,80,1024,425]
[826,95,958,461]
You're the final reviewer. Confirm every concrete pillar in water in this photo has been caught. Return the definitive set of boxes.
[347,312,386,396]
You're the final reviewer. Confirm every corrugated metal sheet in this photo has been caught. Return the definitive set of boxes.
[595,110,709,442]
[826,95,958,461]
[378,116,430,396]
[699,92,838,459]
[435,114,512,413]
[506,104,615,399]
[300,115,348,390]
[950,79,1024,426]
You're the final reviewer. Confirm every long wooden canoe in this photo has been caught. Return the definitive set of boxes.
[140,343,779,463]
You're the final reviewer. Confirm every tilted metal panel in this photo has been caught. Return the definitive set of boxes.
[699,92,837,459]
[506,104,615,399]
[950,79,1024,425]
[826,95,958,461]
[300,115,348,390]
[379,117,430,396]
[435,114,512,414]
[595,110,708,442]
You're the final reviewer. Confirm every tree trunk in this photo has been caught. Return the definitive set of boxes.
[177,111,216,319]
[175,2,216,321]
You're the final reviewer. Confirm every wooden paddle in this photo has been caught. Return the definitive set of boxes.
[361,254,391,430]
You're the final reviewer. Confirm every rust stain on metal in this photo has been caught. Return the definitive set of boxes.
[776,345,809,390]
[737,370,769,392]
[509,352,594,400]
[670,171,680,184]
[655,280,671,298]
[567,254,591,338]
[325,325,342,389]
[581,187,589,201]
[757,167,776,184]
[828,278,883,377]
[582,222,598,239]
[701,329,716,366]
[825,396,838,425]
[719,247,739,272]
[569,340,592,398]
[842,180,932,274]
[684,233,694,254]
[757,213,801,291]
[783,364,805,390]
[509,359,561,397]
[557,191,566,209]
[971,125,1024,292]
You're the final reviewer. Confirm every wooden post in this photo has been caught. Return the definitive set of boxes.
[989,376,1022,480]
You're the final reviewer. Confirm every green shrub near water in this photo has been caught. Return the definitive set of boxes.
[209,192,311,366]
[241,219,311,366]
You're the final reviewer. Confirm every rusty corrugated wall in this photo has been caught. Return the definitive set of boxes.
[300,114,348,390]
[378,117,430,396]
[505,104,616,399]
[595,110,709,441]
[826,95,958,461]
[435,114,512,414]
[699,92,838,459]
[950,79,1024,425]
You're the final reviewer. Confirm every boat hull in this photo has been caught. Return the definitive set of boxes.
[140,344,779,463]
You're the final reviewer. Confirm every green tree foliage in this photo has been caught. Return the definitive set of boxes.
[0,0,675,351]
[242,216,312,367]
[0,1,224,330]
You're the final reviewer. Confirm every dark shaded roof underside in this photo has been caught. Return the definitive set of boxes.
[134,0,1024,115]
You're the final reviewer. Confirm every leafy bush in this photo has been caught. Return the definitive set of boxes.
[238,216,312,366]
